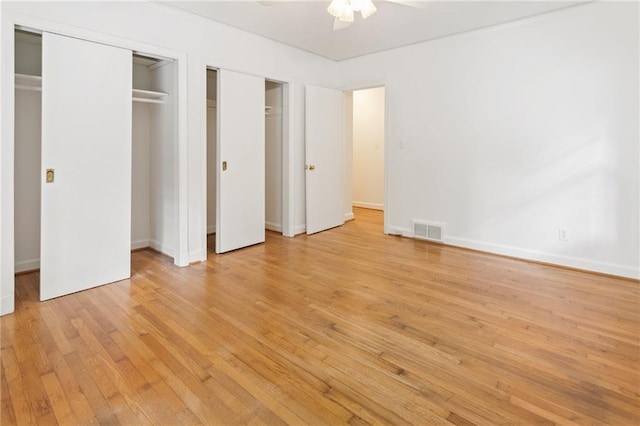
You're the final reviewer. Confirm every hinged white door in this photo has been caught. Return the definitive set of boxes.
[40,33,132,301]
[305,85,345,234]
[216,69,265,253]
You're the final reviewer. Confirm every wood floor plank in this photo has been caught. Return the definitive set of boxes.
[2,208,639,424]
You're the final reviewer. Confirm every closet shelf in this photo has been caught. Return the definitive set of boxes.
[15,73,42,92]
[14,76,169,104]
[132,88,168,104]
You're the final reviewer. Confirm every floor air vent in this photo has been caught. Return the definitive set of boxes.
[412,220,445,243]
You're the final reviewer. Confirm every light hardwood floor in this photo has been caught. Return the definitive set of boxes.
[2,208,639,425]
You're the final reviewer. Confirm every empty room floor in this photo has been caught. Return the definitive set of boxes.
[2,208,639,424]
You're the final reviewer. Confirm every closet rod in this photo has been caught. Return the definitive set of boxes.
[132,97,165,104]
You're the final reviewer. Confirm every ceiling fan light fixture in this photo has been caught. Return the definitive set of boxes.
[340,6,355,22]
[350,0,364,11]
[327,0,346,18]
[328,0,376,24]
[359,0,377,19]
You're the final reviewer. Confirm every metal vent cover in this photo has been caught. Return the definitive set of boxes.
[412,220,444,243]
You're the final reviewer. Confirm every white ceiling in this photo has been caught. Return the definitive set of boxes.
[161,1,583,61]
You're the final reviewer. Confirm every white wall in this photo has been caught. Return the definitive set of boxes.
[131,63,152,250]
[131,102,151,249]
[265,80,283,232]
[340,2,639,278]
[352,87,385,210]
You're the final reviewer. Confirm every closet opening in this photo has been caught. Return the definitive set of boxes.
[265,79,284,235]
[14,29,42,275]
[346,86,386,227]
[13,26,179,301]
[131,52,178,261]
[206,68,218,252]
[205,69,285,253]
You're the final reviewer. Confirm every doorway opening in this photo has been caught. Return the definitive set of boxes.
[346,86,386,227]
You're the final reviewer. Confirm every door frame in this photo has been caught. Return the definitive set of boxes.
[1,10,189,315]
[199,58,294,259]
[341,83,390,235]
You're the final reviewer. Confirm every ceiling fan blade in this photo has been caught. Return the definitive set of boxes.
[333,17,352,31]
[385,0,433,11]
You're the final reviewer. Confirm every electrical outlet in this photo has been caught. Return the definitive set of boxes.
[558,228,569,241]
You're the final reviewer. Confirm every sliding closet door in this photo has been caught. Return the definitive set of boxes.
[40,33,132,301]
[305,85,345,234]
[216,69,265,253]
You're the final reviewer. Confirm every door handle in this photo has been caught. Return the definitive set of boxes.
[222,161,227,171]
[306,164,315,171]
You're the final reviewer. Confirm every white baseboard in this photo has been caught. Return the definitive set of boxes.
[131,239,150,250]
[293,224,306,236]
[266,221,282,232]
[15,258,40,273]
[389,226,414,238]
[207,225,216,234]
[387,227,638,279]
[1,294,14,316]
[444,236,639,279]
[345,212,355,221]
[189,249,207,263]
[387,226,406,236]
[150,239,174,258]
[353,201,384,210]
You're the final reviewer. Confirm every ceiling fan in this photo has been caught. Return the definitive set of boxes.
[259,1,433,31]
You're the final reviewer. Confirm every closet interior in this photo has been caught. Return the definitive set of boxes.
[206,69,284,247]
[14,29,178,276]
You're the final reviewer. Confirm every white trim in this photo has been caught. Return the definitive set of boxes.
[266,221,282,232]
[189,249,207,264]
[198,58,209,263]
[387,226,405,236]
[282,83,295,238]
[1,296,14,317]
[2,17,17,316]
[293,224,306,236]
[345,212,355,221]
[131,240,150,250]
[352,201,383,210]
[174,50,189,267]
[15,259,40,274]
[444,236,639,280]
[387,227,639,279]
[149,240,174,258]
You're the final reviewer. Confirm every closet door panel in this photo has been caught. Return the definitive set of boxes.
[40,33,132,301]
[216,70,265,253]
[305,85,345,234]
